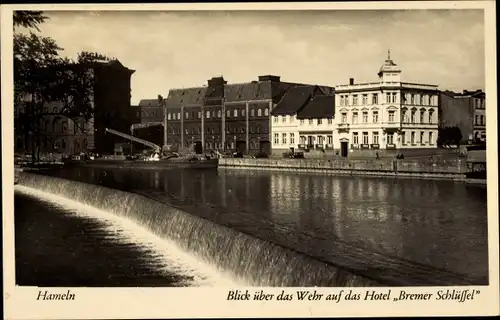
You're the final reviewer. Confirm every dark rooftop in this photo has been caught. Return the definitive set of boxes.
[271,85,317,116]
[296,95,335,119]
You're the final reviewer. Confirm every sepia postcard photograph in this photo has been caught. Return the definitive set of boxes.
[2,1,499,319]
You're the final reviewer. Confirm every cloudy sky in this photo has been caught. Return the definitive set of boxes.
[31,9,484,104]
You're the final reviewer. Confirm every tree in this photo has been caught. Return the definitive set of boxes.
[14,11,109,161]
[437,126,463,147]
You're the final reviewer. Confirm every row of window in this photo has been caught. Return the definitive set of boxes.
[273,133,335,145]
[273,116,334,126]
[340,109,435,124]
[167,126,267,135]
[202,140,261,150]
[350,131,434,145]
[338,93,437,107]
[167,108,270,121]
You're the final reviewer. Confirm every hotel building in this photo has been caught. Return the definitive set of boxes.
[334,53,439,156]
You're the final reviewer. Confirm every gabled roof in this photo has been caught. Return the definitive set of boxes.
[296,95,335,119]
[271,85,317,115]
[138,99,162,108]
[166,87,207,108]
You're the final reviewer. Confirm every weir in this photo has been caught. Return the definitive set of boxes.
[17,172,381,287]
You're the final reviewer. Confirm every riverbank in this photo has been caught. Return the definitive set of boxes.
[218,158,485,184]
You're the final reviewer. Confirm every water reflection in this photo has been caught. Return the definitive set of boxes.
[42,167,488,281]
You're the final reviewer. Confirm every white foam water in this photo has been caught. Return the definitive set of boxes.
[15,185,242,287]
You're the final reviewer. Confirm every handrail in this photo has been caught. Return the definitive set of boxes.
[105,128,161,151]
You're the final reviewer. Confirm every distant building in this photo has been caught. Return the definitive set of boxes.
[334,53,439,156]
[14,59,136,155]
[439,89,485,142]
[270,86,335,155]
[162,75,314,154]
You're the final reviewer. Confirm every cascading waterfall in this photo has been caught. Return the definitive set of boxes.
[17,173,380,287]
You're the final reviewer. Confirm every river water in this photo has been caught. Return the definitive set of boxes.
[16,167,488,286]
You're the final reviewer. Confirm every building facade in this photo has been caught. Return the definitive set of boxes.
[438,89,486,142]
[162,75,312,154]
[334,54,439,156]
[270,86,335,154]
[14,59,136,156]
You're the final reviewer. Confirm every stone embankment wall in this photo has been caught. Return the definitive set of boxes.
[218,158,468,181]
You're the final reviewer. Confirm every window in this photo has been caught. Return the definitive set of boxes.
[198,111,202,118]
[168,113,171,120]
[206,111,210,119]
[373,132,379,144]
[217,110,221,118]
[341,113,347,123]
[388,111,395,122]
[251,109,255,117]
[234,110,238,117]
[372,111,379,123]
[411,132,415,144]
[362,132,369,144]
[290,133,295,144]
[242,110,246,117]
[391,93,397,103]
[327,135,333,145]
[281,116,286,123]
[300,119,304,125]
[415,94,420,105]
[429,110,434,123]
[410,94,415,104]
[422,95,428,105]
[420,131,425,144]
[353,132,359,144]
[282,133,287,144]
[411,110,416,123]
[309,119,313,125]
[274,116,279,123]
[317,119,322,125]
[264,108,269,116]
[328,118,333,124]
[480,115,484,125]
[362,112,368,123]
[353,95,358,105]
[352,112,358,124]
[386,93,391,103]
[362,95,368,104]
[420,110,425,123]
[257,109,262,116]
[227,110,231,118]
[401,131,406,144]
[274,133,279,144]
[185,112,189,119]
[372,94,378,104]
[475,115,479,125]
[177,112,180,120]
[429,132,434,144]
[387,133,394,145]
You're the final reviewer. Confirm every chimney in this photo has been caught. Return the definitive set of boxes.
[349,78,354,85]
[208,76,226,87]
[258,75,281,82]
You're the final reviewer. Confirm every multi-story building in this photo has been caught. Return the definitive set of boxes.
[270,85,335,154]
[334,53,440,156]
[163,75,313,154]
[438,89,486,142]
[14,59,136,156]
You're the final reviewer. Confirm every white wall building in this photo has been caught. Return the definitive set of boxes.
[270,86,335,154]
[334,53,439,156]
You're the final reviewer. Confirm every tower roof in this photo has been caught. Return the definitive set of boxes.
[377,49,401,77]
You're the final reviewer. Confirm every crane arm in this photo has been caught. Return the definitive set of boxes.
[105,128,161,151]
